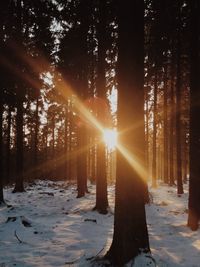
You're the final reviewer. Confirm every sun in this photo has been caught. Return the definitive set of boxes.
[103,129,118,150]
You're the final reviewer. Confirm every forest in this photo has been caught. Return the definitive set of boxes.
[0,0,200,266]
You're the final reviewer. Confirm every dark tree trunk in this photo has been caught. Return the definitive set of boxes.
[175,11,183,195]
[169,55,175,186]
[13,90,25,193]
[52,115,56,178]
[77,126,88,198]
[6,105,12,183]
[76,1,91,198]
[106,1,150,265]
[95,139,108,214]
[152,71,158,188]
[187,0,200,231]
[182,122,188,183]
[90,129,96,184]
[144,86,150,179]
[64,105,69,180]
[34,96,39,179]
[163,71,169,184]
[0,89,4,203]
[13,0,24,193]
[94,0,108,214]
[68,102,73,181]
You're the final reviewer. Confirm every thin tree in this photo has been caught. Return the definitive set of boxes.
[187,0,200,231]
[106,0,150,265]
[163,67,169,184]
[152,71,158,188]
[13,0,25,192]
[175,1,183,195]
[94,0,108,214]
[0,88,4,204]
[0,4,5,203]
[169,50,175,186]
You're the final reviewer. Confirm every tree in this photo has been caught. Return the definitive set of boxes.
[152,71,158,188]
[187,0,200,231]
[12,0,25,192]
[0,1,7,204]
[106,0,150,265]
[94,0,109,214]
[0,88,4,204]
[175,0,183,195]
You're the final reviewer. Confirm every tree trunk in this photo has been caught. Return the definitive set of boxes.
[77,126,88,197]
[94,0,108,214]
[187,0,200,231]
[106,1,150,264]
[76,1,91,197]
[152,71,158,188]
[52,115,56,179]
[163,71,169,184]
[144,86,150,179]
[13,90,25,192]
[13,0,25,193]
[0,89,4,203]
[6,105,12,183]
[169,56,175,186]
[64,105,69,180]
[175,11,183,195]
[34,96,39,179]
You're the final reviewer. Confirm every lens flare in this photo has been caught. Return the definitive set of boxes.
[103,129,117,150]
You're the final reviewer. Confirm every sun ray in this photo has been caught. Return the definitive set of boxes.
[5,42,148,184]
[116,143,147,182]
[103,129,117,150]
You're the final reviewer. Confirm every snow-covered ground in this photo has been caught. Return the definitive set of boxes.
[0,180,199,267]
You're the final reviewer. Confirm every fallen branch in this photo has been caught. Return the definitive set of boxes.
[86,247,104,261]
[14,230,23,244]
[145,255,157,267]
[65,254,85,265]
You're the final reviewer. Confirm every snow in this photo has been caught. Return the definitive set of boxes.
[0,180,200,267]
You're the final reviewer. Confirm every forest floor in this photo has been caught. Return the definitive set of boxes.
[0,180,200,267]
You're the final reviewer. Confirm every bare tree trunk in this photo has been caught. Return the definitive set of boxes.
[77,126,88,197]
[13,90,25,192]
[169,55,175,186]
[13,0,25,193]
[64,105,69,180]
[94,0,108,214]
[144,86,150,179]
[0,89,4,203]
[6,105,12,183]
[34,96,39,179]
[152,71,158,188]
[106,1,150,264]
[175,11,183,195]
[188,0,200,231]
[163,71,169,184]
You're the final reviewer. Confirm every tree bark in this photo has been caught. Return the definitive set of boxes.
[13,90,25,193]
[34,96,39,179]
[152,71,158,188]
[175,9,183,195]
[169,54,175,186]
[187,0,200,231]
[106,1,150,264]
[0,89,4,203]
[163,70,169,184]
[6,105,12,183]
[77,126,88,197]
[13,0,25,193]
[94,0,108,214]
